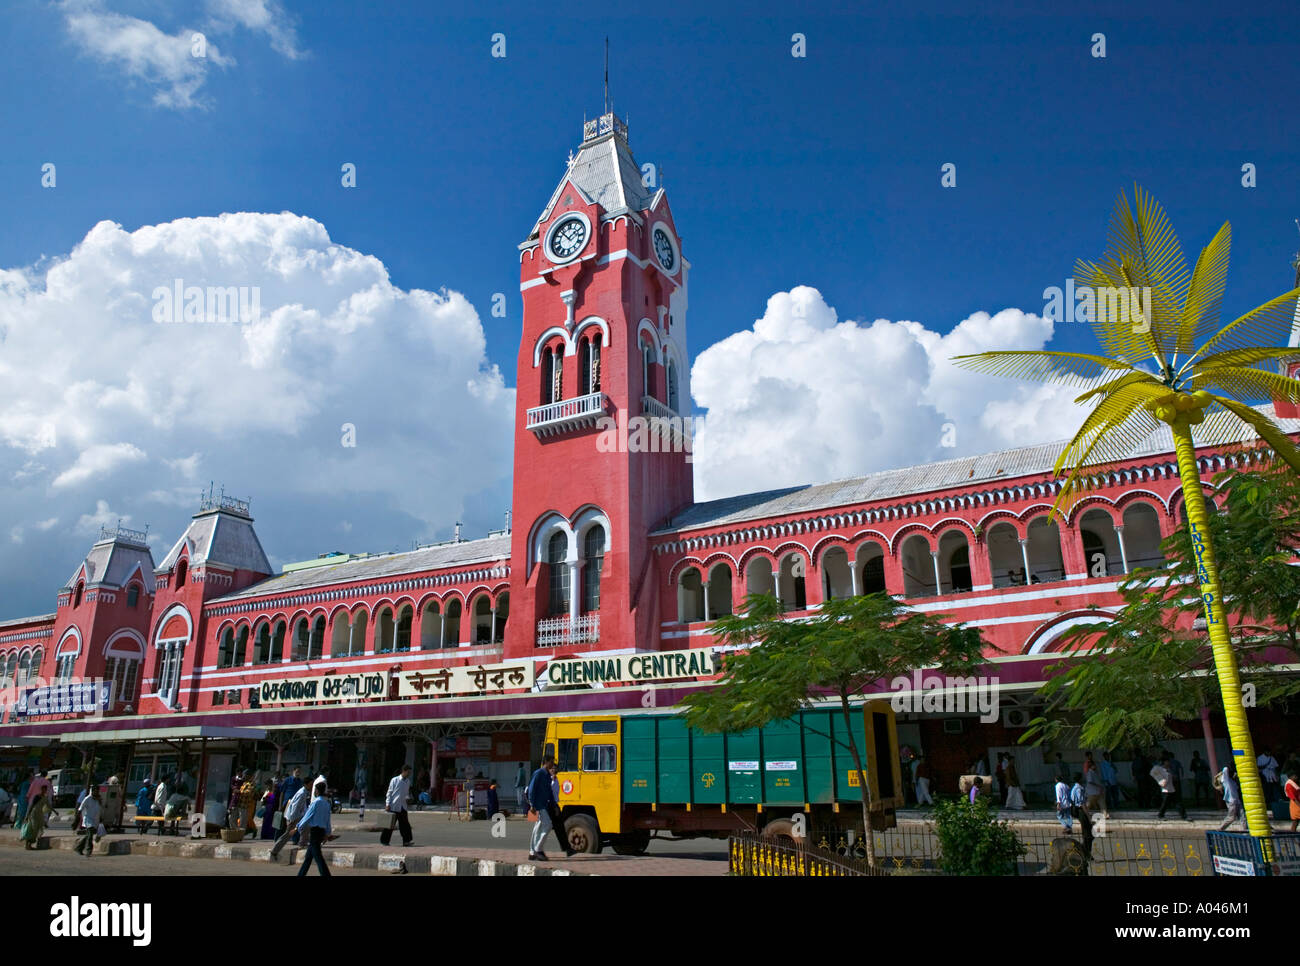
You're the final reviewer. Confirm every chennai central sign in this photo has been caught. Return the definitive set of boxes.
[546,647,718,687]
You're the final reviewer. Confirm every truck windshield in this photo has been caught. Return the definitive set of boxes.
[557,739,579,772]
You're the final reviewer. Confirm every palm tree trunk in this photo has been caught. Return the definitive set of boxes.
[1171,424,1270,839]
[838,691,878,868]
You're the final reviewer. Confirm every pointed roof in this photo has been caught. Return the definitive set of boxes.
[156,495,271,576]
[527,113,653,242]
[64,525,156,592]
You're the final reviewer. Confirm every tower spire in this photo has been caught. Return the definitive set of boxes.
[603,37,610,118]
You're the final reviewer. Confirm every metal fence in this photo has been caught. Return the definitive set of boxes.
[810,824,1219,876]
[728,833,888,876]
[1204,831,1300,876]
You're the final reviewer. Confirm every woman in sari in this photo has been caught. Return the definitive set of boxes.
[15,771,32,826]
[259,779,278,839]
[20,787,55,849]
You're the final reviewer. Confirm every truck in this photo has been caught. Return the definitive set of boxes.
[542,701,903,855]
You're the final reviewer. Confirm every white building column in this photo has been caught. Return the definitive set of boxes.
[849,560,861,598]
[930,550,943,596]
[1018,538,1032,584]
[702,580,712,622]
[1114,524,1130,573]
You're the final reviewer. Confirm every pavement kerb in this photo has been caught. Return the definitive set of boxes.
[0,829,586,876]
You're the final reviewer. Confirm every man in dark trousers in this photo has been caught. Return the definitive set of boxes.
[297,780,336,876]
[380,764,413,847]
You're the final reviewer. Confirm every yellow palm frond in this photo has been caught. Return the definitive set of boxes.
[1211,396,1300,475]
[1189,366,1300,405]
[1074,257,1164,368]
[949,350,1137,388]
[1193,346,1300,369]
[1072,370,1160,405]
[1190,288,1300,363]
[1178,221,1231,360]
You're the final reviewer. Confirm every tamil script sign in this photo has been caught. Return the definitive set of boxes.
[395,660,534,698]
[16,681,111,717]
[546,647,717,687]
[259,671,389,705]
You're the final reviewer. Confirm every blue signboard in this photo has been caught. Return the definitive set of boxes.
[16,681,111,717]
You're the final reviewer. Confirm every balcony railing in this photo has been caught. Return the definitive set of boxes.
[536,613,600,647]
[640,396,692,444]
[525,392,609,438]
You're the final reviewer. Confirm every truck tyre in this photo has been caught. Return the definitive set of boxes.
[611,830,651,856]
[761,818,799,847]
[564,813,602,854]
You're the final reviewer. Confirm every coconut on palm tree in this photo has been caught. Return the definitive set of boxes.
[953,187,1300,840]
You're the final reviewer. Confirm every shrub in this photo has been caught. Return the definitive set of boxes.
[932,796,1027,875]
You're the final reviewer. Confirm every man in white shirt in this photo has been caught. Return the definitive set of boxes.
[380,764,413,846]
[153,778,169,816]
[75,785,102,856]
[270,781,312,860]
[1054,778,1073,832]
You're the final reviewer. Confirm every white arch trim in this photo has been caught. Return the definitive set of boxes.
[637,318,663,361]
[1026,614,1116,655]
[56,626,83,656]
[531,316,613,367]
[104,628,146,658]
[154,603,193,646]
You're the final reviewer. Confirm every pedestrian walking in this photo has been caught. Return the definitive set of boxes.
[74,784,102,857]
[487,780,500,818]
[1215,765,1245,832]
[526,757,564,861]
[1071,774,1094,860]
[1152,756,1188,820]
[1100,752,1119,814]
[20,786,55,849]
[1190,751,1210,806]
[15,771,32,826]
[259,779,279,840]
[1084,757,1105,814]
[27,770,52,808]
[914,755,933,805]
[380,764,413,847]
[515,761,529,810]
[1004,756,1026,810]
[1286,769,1300,833]
[279,766,304,817]
[270,779,311,860]
[548,765,573,854]
[296,780,336,876]
[153,775,169,817]
[1054,776,1073,832]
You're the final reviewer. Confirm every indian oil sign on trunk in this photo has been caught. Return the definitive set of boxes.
[546,647,717,686]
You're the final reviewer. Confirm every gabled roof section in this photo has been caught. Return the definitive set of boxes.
[64,527,156,593]
[209,533,511,604]
[156,498,271,577]
[655,404,1300,535]
[528,113,650,241]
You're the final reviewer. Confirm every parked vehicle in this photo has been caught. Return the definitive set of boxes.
[47,768,84,807]
[542,701,903,855]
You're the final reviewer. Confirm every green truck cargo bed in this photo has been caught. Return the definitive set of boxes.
[621,708,896,806]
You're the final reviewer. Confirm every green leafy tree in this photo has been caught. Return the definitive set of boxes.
[682,592,985,867]
[932,796,1027,876]
[1027,459,1300,751]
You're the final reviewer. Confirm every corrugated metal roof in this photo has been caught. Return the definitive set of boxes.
[656,404,1300,534]
[157,509,271,576]
[531,132,650,238]
[0,613,55,630]
[209,534,512,604]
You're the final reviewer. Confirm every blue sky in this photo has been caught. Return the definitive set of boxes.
[0,0,1297,617]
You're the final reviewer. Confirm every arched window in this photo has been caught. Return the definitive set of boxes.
[396,606,413,652]
[707,563,733,618]
[349,610,368,656]
[548,531,570,617]
[376,607,395,653]
[858,543,886,594]
[667,360,679,412]
[55,636,78,683]
[217,627,235,669]
[473,596,493,644]
[822,547,852,600]
[420,603,441,650]
[175,559,188,588]
[126,584,140,608]
[590,334,602,393]
[104,637,143,705]
[541,347,554,405]
[493,592,509,644]
[270,621,286,662]
[310,616,325,660]
[253,624,271,664]
[678,567,705,623]
[583,525,605,613]
[330,613,350,658]
[778,553,807,611]
[579,338,592,396]
[900,535,936,598]
[11,652,25,684]
[641,343,655,400]
[74,581,84,608]
[443,599,462,647]
[292,619,310,661]
[233,626,249,667]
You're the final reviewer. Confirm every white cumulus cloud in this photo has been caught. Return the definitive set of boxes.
[689,286,1091,500]
[0,212,514,617]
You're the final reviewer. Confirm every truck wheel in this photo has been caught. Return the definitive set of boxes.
[611,831,651,856]
[761,818,800,847]
[563,813,602,854]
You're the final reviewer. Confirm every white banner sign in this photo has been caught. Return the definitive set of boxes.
[395,660,534,698]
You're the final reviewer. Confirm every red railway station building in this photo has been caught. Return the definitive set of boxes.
[2,112,1297,814]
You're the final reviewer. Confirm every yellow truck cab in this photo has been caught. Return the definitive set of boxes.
[543,702,902,855]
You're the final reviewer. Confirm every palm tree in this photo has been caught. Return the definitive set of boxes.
[953,188,1300,840]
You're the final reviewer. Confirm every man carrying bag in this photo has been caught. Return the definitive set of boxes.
[380,764,413,847]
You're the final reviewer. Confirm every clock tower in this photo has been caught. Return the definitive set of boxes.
[504,111,693,661]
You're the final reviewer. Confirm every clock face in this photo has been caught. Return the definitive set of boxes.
[548,216,588,262]
[653,227,676,272]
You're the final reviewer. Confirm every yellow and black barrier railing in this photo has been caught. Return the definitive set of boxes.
[728,833,886,877]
